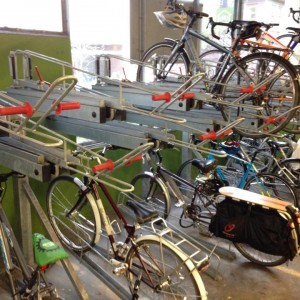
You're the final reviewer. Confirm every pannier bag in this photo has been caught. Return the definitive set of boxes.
[209,197,299,260]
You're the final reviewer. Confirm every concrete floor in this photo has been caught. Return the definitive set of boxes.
[1,203,300,299]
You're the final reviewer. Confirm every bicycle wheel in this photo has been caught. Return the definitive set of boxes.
[136,41,190,83]
[274,158,300,188]
[125,235,206,299]
[220,52,300,138]
[197,49,226,80]
[177,159,203,200]
[233,242,288,266]
[275,34,300,134]
[130,172,171,220]
[276,34,300,65]
[239,137,272,173]
[46,175,101,252]
[0,227,22,299]
[243,173,298,206]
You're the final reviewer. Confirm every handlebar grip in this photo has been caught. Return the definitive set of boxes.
[178,92,195,100]
[124,154,143,166]
[0,102,33,117]
[199,129,233,141]
[199,131,217,140]
[217,129,233,138]
[91,159,114,172]
[55,102,81,115]
[152,92,171,103]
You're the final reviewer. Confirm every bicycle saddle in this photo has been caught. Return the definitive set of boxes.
[32,233,69,267]
[286,27,300,34]
[231,20,262,39]
[126,200,159,224]
[191,158,217,173]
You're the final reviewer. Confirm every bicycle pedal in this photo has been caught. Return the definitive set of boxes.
[110,259,128,276]
[175,200,184,207]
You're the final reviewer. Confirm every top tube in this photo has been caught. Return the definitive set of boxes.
[188,27,231,54]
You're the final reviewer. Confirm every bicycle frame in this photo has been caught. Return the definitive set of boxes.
[0,183,33,298]
[68,175,209,299]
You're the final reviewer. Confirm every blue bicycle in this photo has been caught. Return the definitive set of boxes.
[177,138,298,207]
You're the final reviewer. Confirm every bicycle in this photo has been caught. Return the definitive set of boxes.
[46,142,210,299]
[130,136,298,266]
[136,1,300,138]
[239,136,300,188]
[177,132,298,207]
[201,9,300,133]
[0,171,69,299]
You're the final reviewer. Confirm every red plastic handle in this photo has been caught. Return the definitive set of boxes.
[199,131,217,141]
[178,92,195,100]
[124,154,143,166]
[264,116,276,124]
[217,129,233,139]
[240,85,267,94]
[35,66,51,85]
[199,128,234,141]
[55,102,81,115]
[152,92,171,102]
[91,160,114,172]
[0,102,33,117]
[264,115,286,125]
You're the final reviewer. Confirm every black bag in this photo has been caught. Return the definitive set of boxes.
[209,197,298,260]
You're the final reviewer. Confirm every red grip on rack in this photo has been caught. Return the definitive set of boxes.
[240,86,253,93]
[264,116,276,124]
[55,102,81,115]
[125,154,143,166]
[199,131,217,141]
[178,92,195,100]
[217,129,233,139]
[152,92,171,102]
[0,102,33,117]
[91,159,114,172]
[240,85,267,94]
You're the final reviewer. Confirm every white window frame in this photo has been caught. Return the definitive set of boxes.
[0,0,69,37]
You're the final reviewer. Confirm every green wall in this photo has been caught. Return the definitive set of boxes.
[0,32,72,235]
[0,33,72,90]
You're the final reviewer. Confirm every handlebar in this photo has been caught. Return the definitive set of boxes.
[290,7,300,24]
[208,17,278,40]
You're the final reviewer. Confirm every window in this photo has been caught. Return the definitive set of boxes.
[0,0,67,35]
[68,0,130,87]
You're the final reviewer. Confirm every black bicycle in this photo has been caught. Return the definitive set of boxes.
[137,0,300,138]
[0,171,68,299]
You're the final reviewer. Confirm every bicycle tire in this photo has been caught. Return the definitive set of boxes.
[273,158,300,188]
[275,34,300,134]
[276,33,300,65]
[233,173,296,266]
[243,172,298,207]
[176,158,203,200]
[219,52,300,138]
[125,234,207,299]
[46,175,101,252]
[136,41,190,83]
[130,172,171,220]
[0,227,22,299]
[233,242,288,266]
